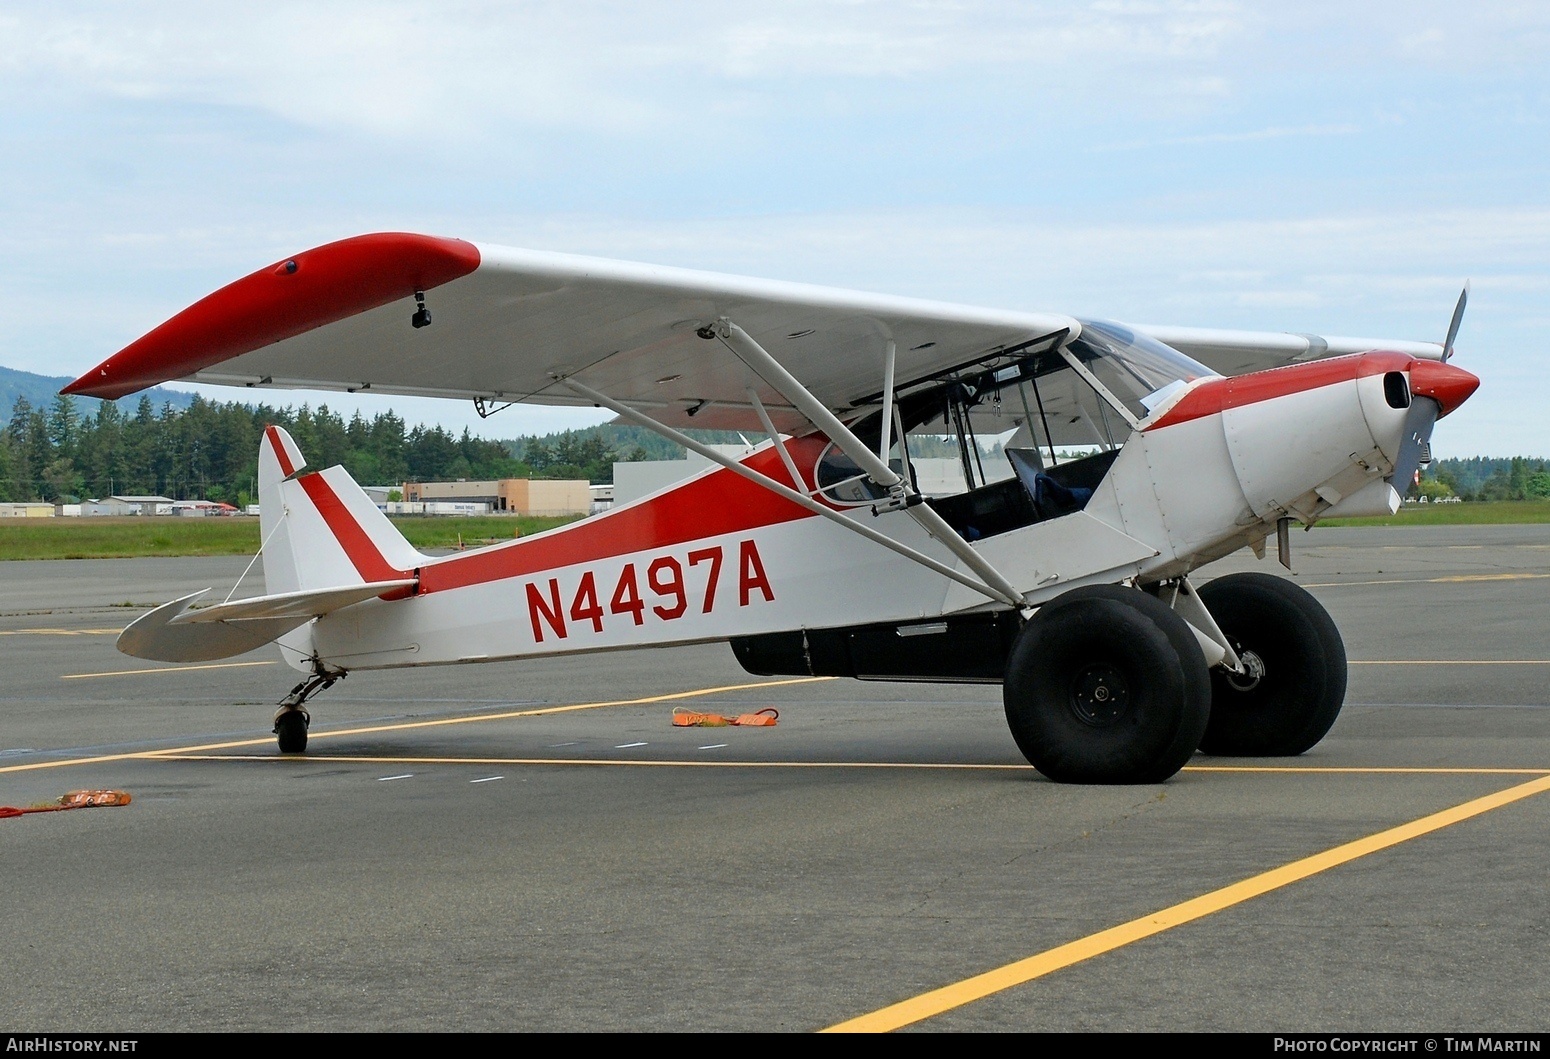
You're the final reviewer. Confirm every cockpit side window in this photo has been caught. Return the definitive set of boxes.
[813,323,1212,507]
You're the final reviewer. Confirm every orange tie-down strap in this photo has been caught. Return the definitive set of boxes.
[1,790,132,818]
[672,707,780,728]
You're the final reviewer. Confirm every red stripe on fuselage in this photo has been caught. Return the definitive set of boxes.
[1146,351,1417,431]
[276,432,826,597]
[415,437,826,594]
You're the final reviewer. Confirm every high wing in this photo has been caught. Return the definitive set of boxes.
[65,231,1444,438]
[1134,324,1442,376]
[64,232,1074,434]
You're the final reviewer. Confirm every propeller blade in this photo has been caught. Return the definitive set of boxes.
[1442,282,1469,362]
[1390,396,1441,494]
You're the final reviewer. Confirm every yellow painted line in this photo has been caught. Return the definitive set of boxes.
[142,756,1550,777]
[0,676,831,774]
[824,772,1550,1033]
[61,660,279,679]
[1304,573,1550,588]
[148,754,1033,770]
[1182,765,1550,775]
[1349,659,1550,665]
[0,628,120,636]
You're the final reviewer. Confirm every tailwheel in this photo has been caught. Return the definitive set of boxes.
[1003,584,1211,784]
[271,669,341,754]
[273,707,310,754]
[1196,572,1347,756]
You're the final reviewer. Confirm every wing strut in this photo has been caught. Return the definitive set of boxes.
[702,318,1027,606]
[745,386,806,491]
[560,377,1021,607]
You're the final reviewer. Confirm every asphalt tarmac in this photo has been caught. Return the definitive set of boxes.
[1,525,1547,1032]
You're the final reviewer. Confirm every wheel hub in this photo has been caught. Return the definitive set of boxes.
[1070,664,1130,726]
[1225,649,1266,691]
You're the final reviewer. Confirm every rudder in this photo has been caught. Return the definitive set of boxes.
[257,425,425,596]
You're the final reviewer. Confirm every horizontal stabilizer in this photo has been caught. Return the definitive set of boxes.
[118,580,416,663]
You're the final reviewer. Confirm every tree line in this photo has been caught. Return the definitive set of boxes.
[4,390,1545,508]
[0,394,647,506]
[1424,457,1550,502]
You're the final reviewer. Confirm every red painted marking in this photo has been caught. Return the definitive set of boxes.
[264,433,824,601]
[527,580,567,642]
[738,539,775,606]
[297,473,407,584]
[1408,360,1480,417]
[1146,351,1418,431]
[415,437,826,595]
[64,233,481,400]
[265,425,296,477]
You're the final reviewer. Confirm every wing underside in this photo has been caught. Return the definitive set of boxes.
[65,232,1444,441]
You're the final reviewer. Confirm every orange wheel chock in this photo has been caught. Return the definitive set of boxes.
[672,707,779,727]
[0,790,132,818]
[673,708,731,727]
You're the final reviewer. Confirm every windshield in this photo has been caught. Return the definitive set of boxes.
[1069,319,1217,420]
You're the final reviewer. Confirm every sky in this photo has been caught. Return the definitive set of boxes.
[1,1,1545,456]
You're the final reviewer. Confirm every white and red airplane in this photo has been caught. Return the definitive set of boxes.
[64,233,1479,783]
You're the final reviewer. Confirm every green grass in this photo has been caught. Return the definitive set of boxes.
[0,517,263,560]
[0,514,583,560]
[1317,500,1550,527]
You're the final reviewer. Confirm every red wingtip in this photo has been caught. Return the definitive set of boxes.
[63,232,481,400]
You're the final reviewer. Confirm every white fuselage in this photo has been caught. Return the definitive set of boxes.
[278,352,1440,674]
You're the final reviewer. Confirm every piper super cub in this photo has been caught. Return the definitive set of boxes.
[64,233,1480,783]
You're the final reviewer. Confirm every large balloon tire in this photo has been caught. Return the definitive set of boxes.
[1197,572,1347,757]
[1003,584,1211,784]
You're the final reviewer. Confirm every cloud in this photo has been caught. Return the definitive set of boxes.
[0,2,1248,138]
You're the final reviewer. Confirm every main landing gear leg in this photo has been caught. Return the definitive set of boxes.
[273,669,343,754]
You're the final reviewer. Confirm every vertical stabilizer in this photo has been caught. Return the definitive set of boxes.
[257,425,426,596]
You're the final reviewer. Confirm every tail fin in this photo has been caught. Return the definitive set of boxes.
[258,425,426,595]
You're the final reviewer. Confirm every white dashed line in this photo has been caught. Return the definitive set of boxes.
[377,773,415,782]
[615,742,648,749]
[469,776,505,784]
[698,744,729,750]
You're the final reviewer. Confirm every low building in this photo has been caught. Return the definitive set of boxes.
[81,495,175,516]
[384,501,491,516]
[0,502,55,518]
[402,479,590,516]
[170,500,240,517]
